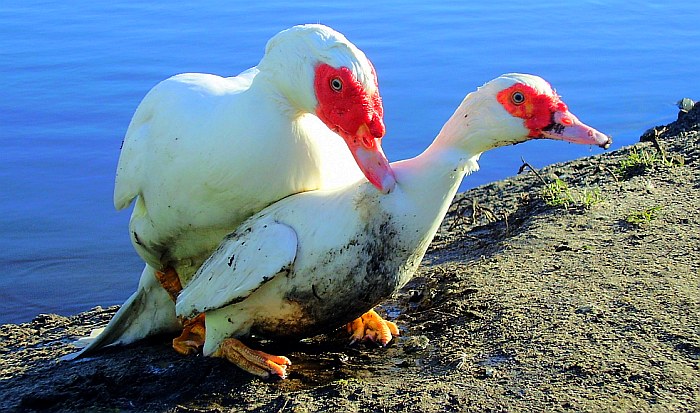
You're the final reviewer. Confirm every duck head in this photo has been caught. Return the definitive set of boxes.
[443,73,611,156]
[259,24,395,193]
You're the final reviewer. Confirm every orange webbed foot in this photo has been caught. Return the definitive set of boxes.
[154,267,208,356]
[346,309,399,347]
[214,338,291,379]
[172,313,206,355]
[154,266,183,301]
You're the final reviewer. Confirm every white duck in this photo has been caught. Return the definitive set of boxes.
[173,73,612,378]
[73,24,396,356]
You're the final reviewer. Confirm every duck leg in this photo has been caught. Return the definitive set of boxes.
[154,268,288,377]
[172,313,206,355]
[154,267,207,355]
[154,266,183,301]
[214,338,291,379]
[346,309,399,346]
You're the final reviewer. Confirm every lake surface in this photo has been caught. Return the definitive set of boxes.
[2,1,699,324]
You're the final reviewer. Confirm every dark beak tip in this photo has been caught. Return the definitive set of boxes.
[601,136,613,150]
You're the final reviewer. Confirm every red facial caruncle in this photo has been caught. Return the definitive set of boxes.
[496,82,611,148]
[313,63,395,193]
[314,63,385,141]
[496,83,568,138]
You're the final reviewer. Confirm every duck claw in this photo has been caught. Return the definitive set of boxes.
[172,313,206,355]
[214,338,291,379]
[346,309,399,347]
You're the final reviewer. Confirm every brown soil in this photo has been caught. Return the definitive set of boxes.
[1,105,699,413]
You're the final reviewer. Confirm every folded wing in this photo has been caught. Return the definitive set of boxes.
[175,220,298,318]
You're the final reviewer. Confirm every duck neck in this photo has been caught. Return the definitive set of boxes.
[391,99,492,241]
[400,98,486,198]
[256,53,316,116]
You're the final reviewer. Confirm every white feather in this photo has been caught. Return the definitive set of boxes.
[176,220,297,317]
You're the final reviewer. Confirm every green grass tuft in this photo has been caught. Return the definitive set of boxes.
[625,206,663,226]
[542,179,603,210]
[616,147,684,178]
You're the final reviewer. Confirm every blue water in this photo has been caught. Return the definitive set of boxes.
[2,1,699,324]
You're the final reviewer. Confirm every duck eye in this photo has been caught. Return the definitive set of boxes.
[511,91,525,105]
[330,77,343,92]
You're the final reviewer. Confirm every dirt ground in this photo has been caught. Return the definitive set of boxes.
[1,104,699,413]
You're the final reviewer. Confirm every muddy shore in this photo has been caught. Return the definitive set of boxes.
[1,104,698,412]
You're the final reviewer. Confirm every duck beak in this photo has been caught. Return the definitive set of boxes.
[347,123,396,194]
[541,110,612,149]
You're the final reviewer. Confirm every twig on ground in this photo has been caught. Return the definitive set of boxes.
[601,164,620,183]
[518,157,549,186]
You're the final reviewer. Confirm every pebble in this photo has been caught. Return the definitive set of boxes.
[402,335,430,353]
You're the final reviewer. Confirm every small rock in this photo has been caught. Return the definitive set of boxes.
[643,179,655,194]
[575,305,597,315]
[677,97,695,112]
[402,335,429,353]
[677,98,696,120]
[554,243,573,252]
[407,289,424,302]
